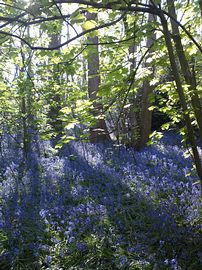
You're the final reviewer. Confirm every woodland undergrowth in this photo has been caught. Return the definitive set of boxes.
[0,132,201,270]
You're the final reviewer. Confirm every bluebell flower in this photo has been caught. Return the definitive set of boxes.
[118,255,128,266]
[0,131,201,268]
[39,209,47,218]
[76,242,87,252]
[44,255,52,264]
[68,236,75,243]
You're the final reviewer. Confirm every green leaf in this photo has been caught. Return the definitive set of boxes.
[161,123,170,130]
[70,10,85,24]
[82,20,97,30]
[65,121,78,130]
[148,106,156,111]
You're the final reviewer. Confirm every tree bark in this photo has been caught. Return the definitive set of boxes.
[167,0,202,140]
[20,39,32,157]
[86,12,111,143]
[124,10,155,149]
[199,0,202,17]
[160,12,202,187]
[47,34,63,135]
[122,16,138,147]
[138,11,156,149]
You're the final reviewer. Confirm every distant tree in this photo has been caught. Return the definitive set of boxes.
[18,30,34,157]
[134,11,156,149]
[85,12,111,143]
[119,7,156,149]
[47,32,63,137]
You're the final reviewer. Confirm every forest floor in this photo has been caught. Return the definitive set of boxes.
[0,132,201,270]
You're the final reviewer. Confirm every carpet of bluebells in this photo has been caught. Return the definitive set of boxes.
[0,132,201,270]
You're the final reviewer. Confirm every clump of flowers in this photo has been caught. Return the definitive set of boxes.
[0,132,201,269]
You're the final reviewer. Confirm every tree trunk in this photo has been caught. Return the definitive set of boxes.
[125,10,156,149]
[86,12,111,143]
[167,0,202,140]
[47,34,63,135]
[122,16,139,147]
[20,42,31,158]
[199,0,202,17]
[138,11,156,149]
[160,12,202,187]
[138,80,153,148]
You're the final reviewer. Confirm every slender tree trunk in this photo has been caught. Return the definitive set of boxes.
[20,27,37,158]
[124,10,156,149]
[20,46,30,158]
[86,12,111,143]
[167,0,202,140]
[199,0,202,17]
[21,94,29,156]
[122,16,138,147]
[47,34,63,135]
[138,82,153,147]
[160,12,202,187]
[138,11,156,148]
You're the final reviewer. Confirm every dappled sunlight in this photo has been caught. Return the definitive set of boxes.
[0,0,202,269]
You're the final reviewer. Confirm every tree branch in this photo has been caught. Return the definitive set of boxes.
[56,0,160,15]
[52,0,78,35]
[0,0,201,54]
[0,12,126,50]
[56,0,202,53]
[0,12,27,29]
[0,14,72,29]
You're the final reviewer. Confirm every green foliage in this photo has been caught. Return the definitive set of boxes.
[0,0,201,149]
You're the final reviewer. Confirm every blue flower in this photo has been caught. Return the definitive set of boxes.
[44,255,52,264]
[76,242,87,252]
[68,236,75,243]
